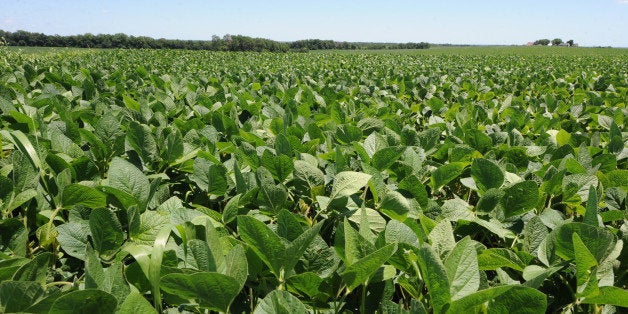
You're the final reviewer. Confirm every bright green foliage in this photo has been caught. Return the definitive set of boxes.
[0,47,626,313]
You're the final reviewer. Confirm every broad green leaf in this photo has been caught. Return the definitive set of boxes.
[581,286,628,307]
[501,180,539,217]
[416,244,451,313]
[218,245,248,286]
[12,252,51,283]
[0,281,45,313]
[287,272,323,298]
[547,222,617,263]
[583,186,598,226]
[160,272,242,312]
[260,150,294,182]
[431,162,466,190]
[89,207,125,257]
[85,243,105,289]
[523,216,547,255]
[129,210,169,245]
[522,265,563,288]
[62,184,106,208]
[126,121,158,164]
[379,190,411,221]
[445,237,480,300]
[107,157,150,211]
[253,290,307,314]
[187,239,217,272]
[283,222,323,272]
[372,146,405,170]
[429,220,456,259]
[49,289,117,314]
[238,215,286,275]
[330,171,371,199]
[343,218,376,265]
[341,243,397,291]
[471,158,504,192]
[448,285,547,313]
[0,218,28,257]
[6,189,37,212]
[478,248,526,271]
[162,128,183,164]
[256,166,288,213]
[573,232,599,297]
[149,226,171,312]
[119,291,156,314]
[2,130,43,173]
[57,221,90,260]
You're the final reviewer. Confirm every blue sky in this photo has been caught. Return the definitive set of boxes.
[1,0,627,47]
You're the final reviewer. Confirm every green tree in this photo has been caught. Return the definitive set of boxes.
[551,38,563,46]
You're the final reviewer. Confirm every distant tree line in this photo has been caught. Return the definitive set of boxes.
[0,29,430,52]
[532,38,576,46]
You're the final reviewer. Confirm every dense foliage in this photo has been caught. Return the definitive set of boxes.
[0,46,627,313]
[0,29,429,52]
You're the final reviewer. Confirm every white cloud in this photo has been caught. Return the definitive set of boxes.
[2,18,14,25]
[618,0,628,3]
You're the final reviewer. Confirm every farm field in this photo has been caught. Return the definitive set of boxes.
[0,46,627,313]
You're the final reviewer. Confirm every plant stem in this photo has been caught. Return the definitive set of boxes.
[360,280,368,314]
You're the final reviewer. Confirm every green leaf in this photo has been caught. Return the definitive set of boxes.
[192,158,229,196]
[343,217,376,265]
[57,221,90,260]
[431,162,466,191]
[160,272,242,312]
[573,232,598,297]
[256,166,288,213]
[187,239,217,272]
[218,245,248,286]
[287,272,323,298]
[119,291,156,314]
[429,220,456,259]
[283,222,323,272]
[379,190,411,221]
[522,265,563,288]
[501,180,539,218]
[448,285,547,313]
[85,243,105,289]
[523,216,548,255]
[547,222,617,263]
[341,243,397,291]
[127,121,158,164]
[260,150,294,182]
[162,128,184,165]
[238,215,286,276]
[581,286,628,307]
[253,290,307,314]
[62,184,106,208]
[583,186,598,226]
[471,158,504,192]
[107,157,150,211]
[478,248,526,272]
[12,252,52,283]
[0,281,45,313]
[129,210,169,245]
[445,237,480,300]
[89,207,125,257]
[2,130,43,173]
[372,146,405,170]
[0,218,28,257]
[49,289,117,314]
[416,244,451,313]
[330,171,371,200]
[6,189,37,212]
